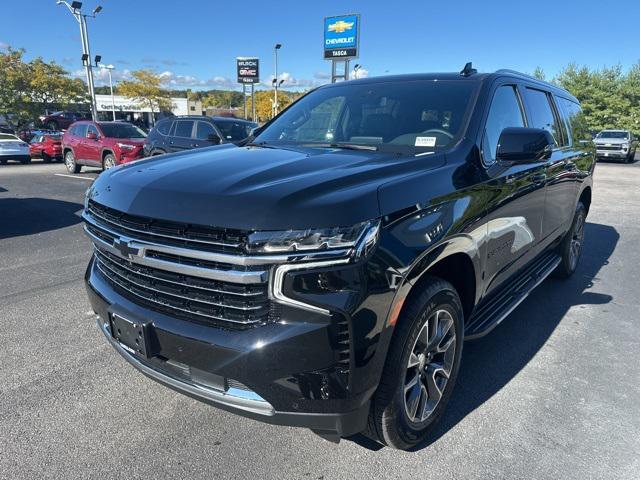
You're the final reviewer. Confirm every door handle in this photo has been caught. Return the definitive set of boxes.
[531,173,547,184]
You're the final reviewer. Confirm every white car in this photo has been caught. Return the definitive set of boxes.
[0,133,30,165]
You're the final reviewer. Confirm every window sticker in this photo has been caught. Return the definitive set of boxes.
[415,136,437,147]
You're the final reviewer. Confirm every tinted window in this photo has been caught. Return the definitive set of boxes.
[214,121,255,142]
[523,88,562,146]
[596,131,629,139]
[87,124,99,138]
[74,124,88,137]
[195,121,216,140]
[256,80,478,152]
[556,97,590,146]
[98,123,146,139]
[174,120,194,138]
[156,119,172,136]
[45,134,62,141]
[30,135,42,144]
[483,86,525,163]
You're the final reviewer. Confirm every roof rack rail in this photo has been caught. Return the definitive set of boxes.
[460,62,477,77]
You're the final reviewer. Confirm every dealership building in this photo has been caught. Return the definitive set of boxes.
[95,94,203,124]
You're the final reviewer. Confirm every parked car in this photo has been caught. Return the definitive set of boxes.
[40,111,91,131]
[143,115,257,156]
[62,121,146,173]
[29,132,63,162]
[83,68,595,450]
[594,129,637,162]
[0,133,30,164]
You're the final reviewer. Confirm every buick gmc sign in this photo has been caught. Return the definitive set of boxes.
[324,14,359,59]
[237,57,260,84]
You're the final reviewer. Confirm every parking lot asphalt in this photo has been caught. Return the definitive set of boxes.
[1,157,639,480]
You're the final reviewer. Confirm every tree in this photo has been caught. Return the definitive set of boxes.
[245,90,292,122]
[29,58,88,113]
[202,90,243,109]
[118,70,173,124]
[532,66,546,80]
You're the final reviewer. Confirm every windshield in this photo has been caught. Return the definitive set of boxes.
[255,80,478,152]
[98,122,147,139]
[45,134,62,141]
[596,131,628,139]
[214,120,256,142]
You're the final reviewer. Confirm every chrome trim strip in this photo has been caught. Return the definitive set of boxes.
[83,211,352,266]
[99,319,274,416]
[84,225,267,284]
[95,255,266,311]
[271,258,351,315]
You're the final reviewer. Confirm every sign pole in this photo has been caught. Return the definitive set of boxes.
[251,83,256,122]
[243,84,247,119]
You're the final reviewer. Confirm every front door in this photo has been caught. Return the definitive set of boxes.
[84,124,102,166]
[480,83,548,297]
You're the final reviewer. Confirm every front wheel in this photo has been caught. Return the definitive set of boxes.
[365,277,464,450]
[554,202,586,278]
[42,152,52,163]
[102,153,116,171]
[64,150,81,174]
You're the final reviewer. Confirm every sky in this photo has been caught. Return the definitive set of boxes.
[1,0,639,92]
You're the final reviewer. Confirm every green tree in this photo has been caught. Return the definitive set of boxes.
[118,70,173,124]
[246,90,292,122]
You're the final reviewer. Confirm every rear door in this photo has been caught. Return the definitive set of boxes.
[193,120,221,148]
[480,82,548,297]
[168,119,195,152]
[521,87,577,244]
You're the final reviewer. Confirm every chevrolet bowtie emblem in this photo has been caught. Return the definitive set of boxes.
[328,20,354,33]
[113,237,140,258]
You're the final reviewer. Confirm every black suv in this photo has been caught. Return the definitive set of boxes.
[83,68,594,450]
[143,115,258,156]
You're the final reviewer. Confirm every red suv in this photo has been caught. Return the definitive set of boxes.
[62,121,147,173]
[29,132,63,162]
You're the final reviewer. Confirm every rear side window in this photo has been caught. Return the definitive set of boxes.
[556,97,590,146]
[523,88,563,146]
[156,119,172,136]
[174,120,194,138]
[483,85,525,164]
[195,121,216,140]
[74,124,88,137]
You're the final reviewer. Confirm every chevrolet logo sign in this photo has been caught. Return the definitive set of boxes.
[113,236,140,259]
[328,20,354,33]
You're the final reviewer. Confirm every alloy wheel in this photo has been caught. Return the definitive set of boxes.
[403,309,456,424]
[103,156,116,169]
[569,211,585,270]
[65,152,75,172]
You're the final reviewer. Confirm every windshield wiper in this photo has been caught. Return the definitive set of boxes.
[305,142,379,151]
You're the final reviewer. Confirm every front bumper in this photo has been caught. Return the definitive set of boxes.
[596,148,628,159]
[85,256,371,438]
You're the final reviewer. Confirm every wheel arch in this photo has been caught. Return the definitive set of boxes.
[578,185,592,215]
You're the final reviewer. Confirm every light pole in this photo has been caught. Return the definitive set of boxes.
[99,63,116,120]
[273,43,282,116]
[56,1,102,121]
[354,64,362,79]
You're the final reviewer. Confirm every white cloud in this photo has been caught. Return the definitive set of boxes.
[72,68,133,86]
[262,71,326,89]
[0,41,9,50]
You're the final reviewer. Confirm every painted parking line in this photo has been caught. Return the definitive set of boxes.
[54,173,96,181]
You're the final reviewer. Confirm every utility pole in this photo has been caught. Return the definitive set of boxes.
[99,63,116,120]
[57,1,102,121]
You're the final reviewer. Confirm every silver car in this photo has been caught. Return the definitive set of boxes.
[594,130,637,163]
[0,133,30,165]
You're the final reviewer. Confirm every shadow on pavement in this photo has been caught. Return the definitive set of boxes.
[0,197,83,239]
[348,222,618,451]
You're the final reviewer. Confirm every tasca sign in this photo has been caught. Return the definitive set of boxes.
[324,14,359,59]
[237,57,260,84]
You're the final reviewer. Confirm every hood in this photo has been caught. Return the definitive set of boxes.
[595,138,628,145]
[88,144,445,230]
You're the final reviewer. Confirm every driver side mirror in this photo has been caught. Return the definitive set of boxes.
[207,134,221,145]
[496,127,554,163]
[86,132,98,140]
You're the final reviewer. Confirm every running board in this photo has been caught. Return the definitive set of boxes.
[464,251,561,340]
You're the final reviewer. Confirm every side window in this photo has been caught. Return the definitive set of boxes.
[156,119,172,136]
[523,88,563,146]
[30,135,41,144]
[75,124,88,138]
[556,97,590,146]
[174,120,194,138]
[195,121,216,140]
[86,124,99,138]
[483,85,525,164]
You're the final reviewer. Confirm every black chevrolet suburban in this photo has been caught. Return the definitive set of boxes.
[83,67,595,450]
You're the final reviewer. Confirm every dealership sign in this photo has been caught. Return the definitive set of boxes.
[237,57,260,84]
[323,14,359,59]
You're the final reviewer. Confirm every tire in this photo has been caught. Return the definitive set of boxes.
[102,153,116,171]
[42,152,52,163]
[0,159,7,165]
[151,149,166,156]
[46,121,58,131]
[64,150,81,174]
[554,202,586,279]
[365,276,464,450]
[20,157,31,164]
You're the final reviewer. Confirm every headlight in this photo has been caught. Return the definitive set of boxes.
[247,221,377,253]
[117,143,135,150]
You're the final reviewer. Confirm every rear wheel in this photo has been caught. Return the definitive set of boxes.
[554,202,586,279]
[42,152,52,163]
[365,277,464,450]
[20,157,31,164]
[0,159,8,165]
[64,150,81,174]
[102,153,116,171]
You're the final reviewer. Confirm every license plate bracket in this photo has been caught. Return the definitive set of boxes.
[110,313,151,358]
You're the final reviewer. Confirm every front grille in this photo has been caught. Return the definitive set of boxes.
[87,200,248,254]
[597,145,623,151]
[94,247,271,328]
